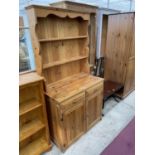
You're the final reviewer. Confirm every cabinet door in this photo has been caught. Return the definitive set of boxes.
[124,59,135,96]
[86,83,103,130]
[62,95,85,148]
[123,17,135,96]
[104,13,134,83]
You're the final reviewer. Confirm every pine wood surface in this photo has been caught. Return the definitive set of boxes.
[19,71,44,87]
[86,83,103,130]
[50,1,98,13]
[27,6,90,81]
[50,1,97,66]
[19,72,51,154]
[19,99,42,116]
[103,12,135,97]
[46,81,103,151]
[39,36,87,42]
[26,5,90,20]
[20,136,50,155]
[20,119,45,142]
[26,5,104,151]
[46,72,103,102]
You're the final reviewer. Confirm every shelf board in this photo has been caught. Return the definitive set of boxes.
[20,119,45,142]
[20,136,50,155]
[19,99,42,116]
[43,55,88,69]
[39,35,87,42]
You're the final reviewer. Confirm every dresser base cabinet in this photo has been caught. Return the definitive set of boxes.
[45,74,104,151]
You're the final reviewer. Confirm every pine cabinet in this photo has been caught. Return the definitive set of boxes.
[45,74,103,151]
[26,5,104,151]
[19,72,51,155]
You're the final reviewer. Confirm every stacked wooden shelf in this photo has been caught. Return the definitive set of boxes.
[19,99,42,116]
[26,5,104,151]
[19,72,51,155]
[50,1,98,67]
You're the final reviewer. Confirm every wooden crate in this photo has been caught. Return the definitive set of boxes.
[50,1,98,67]
[102,12,135,98]
[26,5,104,151]
[19,72,52,155]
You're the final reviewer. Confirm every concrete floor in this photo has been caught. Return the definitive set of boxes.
[44,91,135,155]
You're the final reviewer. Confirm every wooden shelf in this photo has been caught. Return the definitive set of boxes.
[43,55,88,69]
[19,72,51,154]
[19,99,42,116]
[20,119,45,142]
[39,35,87,42]
[20,136,50,155]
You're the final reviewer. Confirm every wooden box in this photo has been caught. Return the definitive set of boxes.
[102,12,135,98]
[19,72,51,155]
[26,5,104,151]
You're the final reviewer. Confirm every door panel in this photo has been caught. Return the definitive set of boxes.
[86,87,103,130]
[104,13,135,84]
[124,59,135,96]
[63,98,85,146]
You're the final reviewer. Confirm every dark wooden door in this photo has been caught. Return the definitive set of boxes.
[104,13,135,97]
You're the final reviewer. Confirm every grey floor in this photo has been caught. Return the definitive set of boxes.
[44,91,135,155]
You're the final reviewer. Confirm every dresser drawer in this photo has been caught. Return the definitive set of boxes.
[60,92,85,112]
[86,82,103,97]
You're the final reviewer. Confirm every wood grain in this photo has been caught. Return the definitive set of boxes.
[103,13,135,97]
[26,5,104,151]
[19,72,51,154]
[50,1,97,66]
[86,83,103,130]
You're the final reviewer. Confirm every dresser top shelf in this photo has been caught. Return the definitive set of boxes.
[46,73,103,102]
[26,4,90,14]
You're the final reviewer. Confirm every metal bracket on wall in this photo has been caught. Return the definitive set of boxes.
[95,57,104,78]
